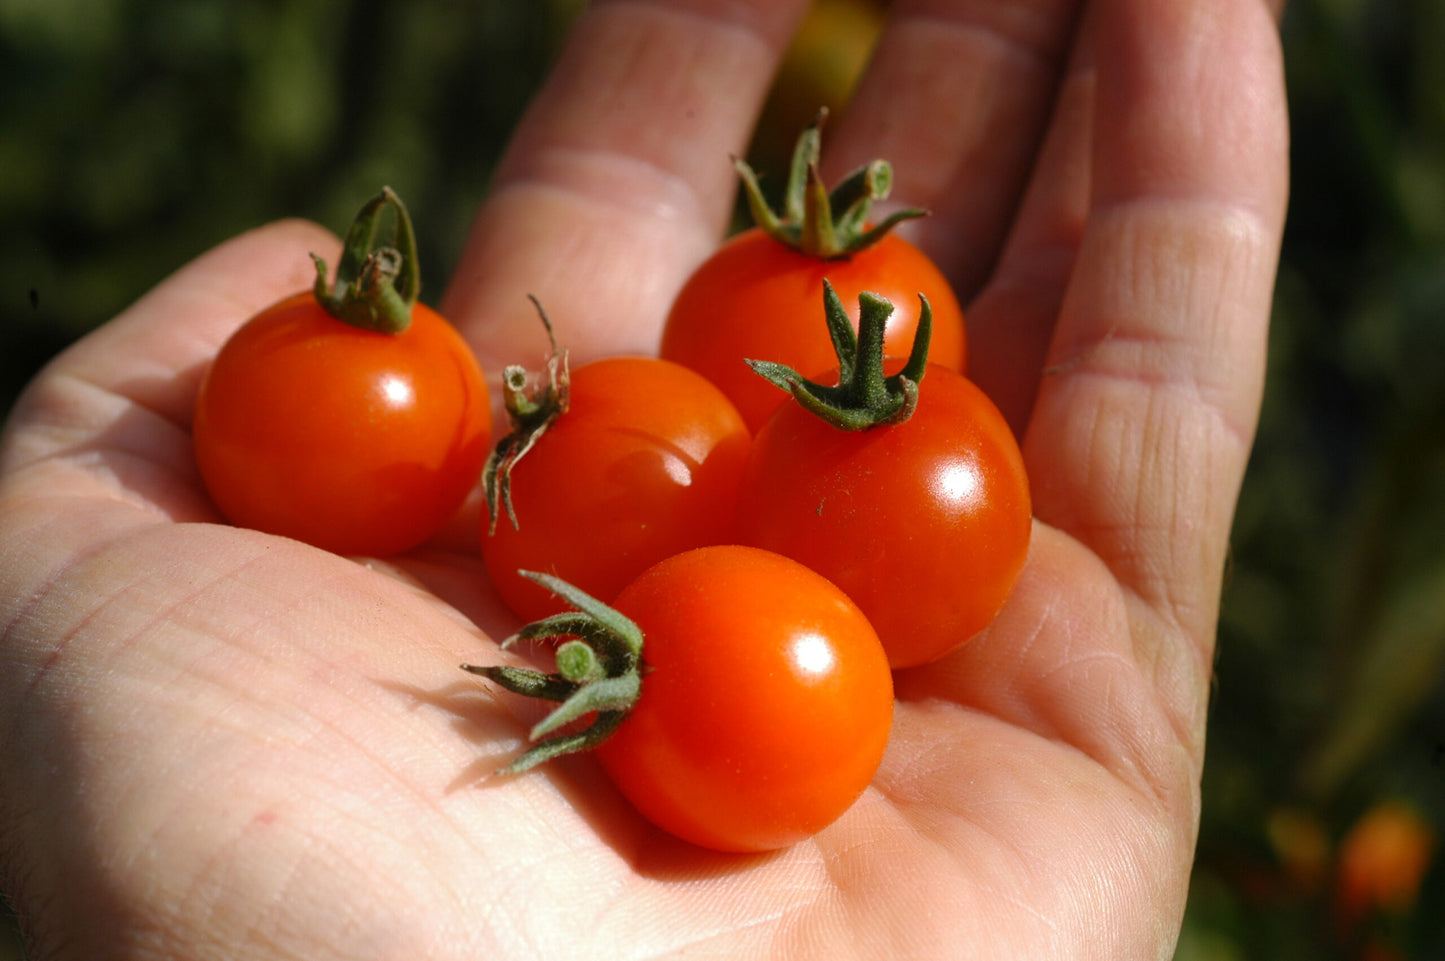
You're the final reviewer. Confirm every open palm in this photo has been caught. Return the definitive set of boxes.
[0,0,1288,958]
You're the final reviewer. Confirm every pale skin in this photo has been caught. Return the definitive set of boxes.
[0,0,1288,957]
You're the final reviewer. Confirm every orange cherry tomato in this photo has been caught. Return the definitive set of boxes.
[661,115,966,432]
[661,229,965,432]
[734,284,1029,669]
[598,545,894,852]
[738,363,1029,668]
[194,291,491,556]
[482,356,750,623]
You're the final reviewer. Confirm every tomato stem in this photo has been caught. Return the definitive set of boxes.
[736,109,927,260]
[747,280,932,430]
[312,186,422,334]
[482,296,571,533]
[462,570,644,775]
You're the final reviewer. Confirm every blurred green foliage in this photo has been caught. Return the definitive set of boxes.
[2,0,1444,959]
[1,0,583,418]
[1187,1,1445,958]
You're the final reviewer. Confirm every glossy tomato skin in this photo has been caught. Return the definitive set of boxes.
[659,228,966,432]
[482,357,751,623]
[193,292,491,557]
[597,545,893,853]
[736,364,1031,669]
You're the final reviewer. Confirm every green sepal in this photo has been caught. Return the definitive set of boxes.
[736,109,927,260]
[515,570,645,663]
[747,279,932,431]
[504,611,612,649]
[482,296,571,533]
[463,664,576,703]
[461,570,644,775]
[528,674,640,741]
[490,711,628,776]
[312,186,422,334]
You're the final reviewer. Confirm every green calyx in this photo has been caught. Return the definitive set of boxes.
[737,109,927,259]
[482,296,571,534]
[748,279,932,430]
[311,186,422,334]
[462,571,644,775]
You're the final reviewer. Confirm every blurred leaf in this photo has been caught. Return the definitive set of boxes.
[1301,559,1445,798]
[0,0,121,51]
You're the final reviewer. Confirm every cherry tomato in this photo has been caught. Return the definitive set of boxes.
[194,292,491,556]
[597,545,894,852]
[736,314,1030,668]
[482,356,751,623]
[661,228,965,432]
[660,115,966,432]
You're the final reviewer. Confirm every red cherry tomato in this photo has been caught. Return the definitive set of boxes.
[736,360,1031,669]
[661,227,966,432]
[482,357,751,622]
[597,545,894,853]
[194,291,491,556]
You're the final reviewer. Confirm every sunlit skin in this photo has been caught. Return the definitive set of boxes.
[0,0,1288,957]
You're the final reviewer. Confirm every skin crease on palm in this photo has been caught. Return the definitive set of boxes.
[0,0,1288,958]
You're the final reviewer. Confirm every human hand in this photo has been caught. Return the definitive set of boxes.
[0,0,1288,958]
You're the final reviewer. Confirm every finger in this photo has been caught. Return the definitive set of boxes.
[442,0,812,373]
[930,0,1288,434]
[1024,0,1288,654]
[820,0,1083,299]
[961,14,1096,434]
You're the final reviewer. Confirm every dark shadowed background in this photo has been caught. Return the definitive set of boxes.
[3,1,1443,958]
